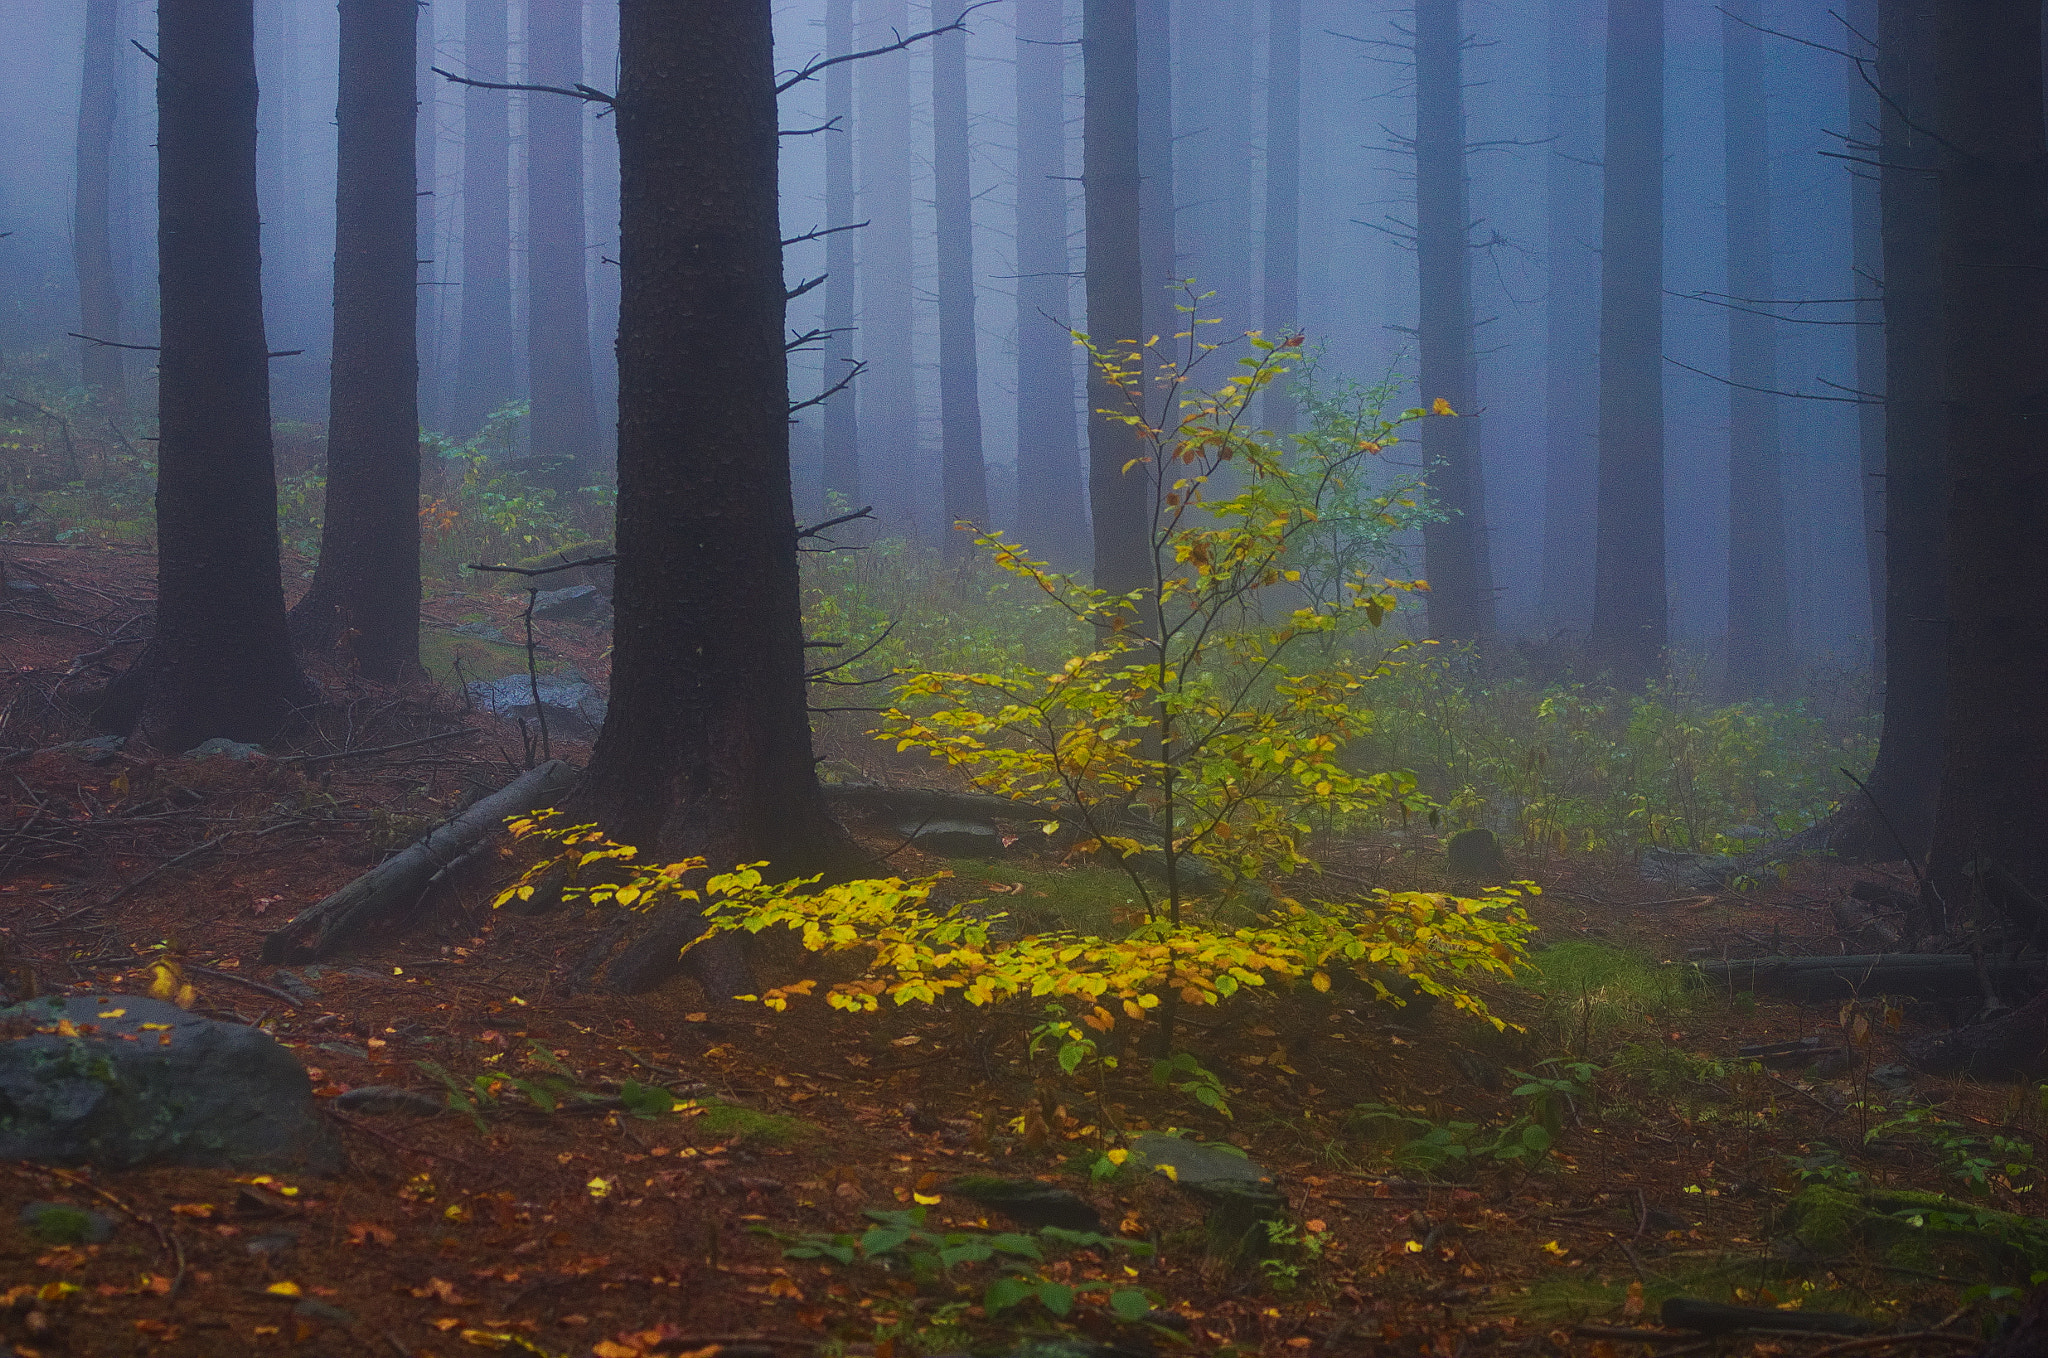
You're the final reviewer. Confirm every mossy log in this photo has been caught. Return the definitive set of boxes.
[1693,953,2046,1004]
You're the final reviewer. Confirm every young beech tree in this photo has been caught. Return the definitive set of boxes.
[100,0,312,747]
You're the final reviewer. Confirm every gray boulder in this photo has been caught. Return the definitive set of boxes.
[1129,1132,1288,1266]
[530,584,609,622]
[0,994,341,1172]
[894,817,1005,858]
[466,675,608,740]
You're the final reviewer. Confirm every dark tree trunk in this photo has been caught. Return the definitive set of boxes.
[105,0,312,748]
[1925,0,2048,903]
[857,0,917,534]
[1136,0,1174,374]
[75,0,126,408]
[819,0,859,506]
[1414,0,1494,644]
[1261,0,1299,434]
[289,0,421,681]
[1014,0,1085,566]
[451,0,516,437]
[1084,0,1150,596]
[527,0,600,482]
[1588,0,1667,688]
[418,3,443,431]
[579,0,844,885]
[1849,0,1948,864]
[1846,0,1886,675]
[934,11,989,557]
[1720,0,1789,696]
[1539,0,1601,635]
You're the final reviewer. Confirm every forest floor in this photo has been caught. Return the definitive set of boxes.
[0,541,2034,1358]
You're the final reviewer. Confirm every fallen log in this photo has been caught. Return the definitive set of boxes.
[1692,953,2047,1004]
[1661,1297,1872,1337]
[261,760,578,964]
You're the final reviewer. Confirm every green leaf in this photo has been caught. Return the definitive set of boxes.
[983,1276,1034,1312]
[1036,1281,1075,1316]
[1110,1288,1153,1323]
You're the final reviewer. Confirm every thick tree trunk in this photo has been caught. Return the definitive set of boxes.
[1084,0,1151,596]
[527,0,600,484]
[1720,0,1789,697]
[1925,0,2048,903]
[290,0,421,682]
[417,3,443,430]
[1538,0,1601,636]
[1013,0,1085,566]
[1136,0,1174,396]
[1588,0,1667,688]
[934,12,989,558]
[580,0,847,923]
[1261,0,1299,434]
[1845,0,1885,675]
[451,0,516,438]
[74,0,126,409]
[819,0,860,506]
[857,0,918,534]
[109,0,312,748]
[1414,0,1494,645]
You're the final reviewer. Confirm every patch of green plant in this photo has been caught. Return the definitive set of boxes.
[1866,1106,2039,1197]
[1151,1051,1231,1117]
[1350,1059,1595,1175]
[1256,1217,1331,1294]
[688,1098,818,1147]
[415,1041,691,1131]
[1518,941,1696,1056]
[948,863,1151,938]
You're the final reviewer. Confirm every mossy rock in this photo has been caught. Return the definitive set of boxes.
[689,1099,816,1148]
[1446,827,1508,881]
[1779,1186,2048,1271]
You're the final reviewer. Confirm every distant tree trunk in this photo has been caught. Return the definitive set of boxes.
[1413,0,1494,644]
[1261,0,1299,434]
[1539,0,1601,636]
[102,0,312,747]
[1846,0,1885,674]
[75,0,126,409]
[1588,0,1666,688]
[934,12,990,557]
[418,2,443,430]
[1925,0,2048,902]
[1014,0,1085,565]
[1720,0,1789,697]
[452,0,516,437]
[579,0,844,884]
[1847,0,1947,863]
[289,0,420,681]
[819,0,859,506]
[1084,0,1150,596]
[857,0,918,535]
[527,0,600,482]
[1136,0,1174,363]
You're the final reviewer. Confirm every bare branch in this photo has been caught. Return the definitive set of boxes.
[786,273,827,303]
[68,332,158,352]
[775,1,1001,94]
[788,360,865,418]
[1664,354,1880,404]
[783,221,869,248]
[797,505,877,544]
[781,117,843,138]
[468,553,617,579]
[430,65,614,106]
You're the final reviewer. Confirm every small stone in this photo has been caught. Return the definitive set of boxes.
[292,1298,355,1326]
[186,738,264,761]
[1445,827,1507,881]
[466,676,608,741]
[53,734,125,765]
[19,1201,115,1245]
[244,1231,297,1256]
[947,1176,1101,1232]
[530,584,609,622]
[5,578,43,595]
[894,817,1005,858]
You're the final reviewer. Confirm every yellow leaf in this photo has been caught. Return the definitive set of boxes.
[587,1176,613,1199]
[264,1281,303,1297]
[1542,1239,1568,1256]
[1105,1148,1129,1166]
[912,1192,942,1205]
[1311,972,1331,993]
[1431,397,1457,416]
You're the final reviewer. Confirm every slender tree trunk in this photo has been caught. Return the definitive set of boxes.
[75,0,126,409]
[857,0,918,534]
[1014,0,1084,565]
[580,0,843,876]
[452,0,516,437]
[820,0,860,506]
[418,2,443,431]
[1720,0,1789,696]
[1846,0,1885,676]
[1851,0,1947,863]
[104,0,312,747]
[1539,0,1601,635]
[1414,0,1494,643]
[1588,0,1666,688]
[934,12,990,556]
[1084,0,1150,595]
[1926,0,2048,901]
[289,0,420,681]
[1262,0,1299,434]
[1136,0,1174,358]
[526,0,599,484]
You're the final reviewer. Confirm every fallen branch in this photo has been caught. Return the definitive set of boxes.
[278,729,475,767]
[1692,953,2047,1003]
[261,761,578,963]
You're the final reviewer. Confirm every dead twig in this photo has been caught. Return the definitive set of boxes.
[278,729,475,767]
[1803,1336,1983,1357]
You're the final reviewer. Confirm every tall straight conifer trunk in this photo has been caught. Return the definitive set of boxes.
[1845,0,1886,670]
[1413,0,1494,643]
[1136,0,1174,367]
[452,0,515,436]
[857,0,917,533]
[105,0,312,746]
[1261,0,1299,434]
[934,11,989,554]
[1588,0,1666,688]
[527,0,600,479]
[75,0,126,408]
[819,0,860,506]
[290,0,421,680]
[1925,0,2048,902]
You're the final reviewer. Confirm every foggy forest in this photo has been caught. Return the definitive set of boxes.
[0,1,2046,1355]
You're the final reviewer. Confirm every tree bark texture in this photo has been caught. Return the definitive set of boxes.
[527,0,601,481]
[451,0,516,438]
[856,0,918,534]
[934,13,990,557]
[291,0,421,682]
[1261,0,1299,435]
[820,0,860,506]
[1926,0,2048,903]
[1414,0,1495,644]
[1588,0,1667,688]
[1845,0,1886,674]
[579,0,842,880]
[1539,0,1601,636]
[1720,0,1789,697]
[1084,0,1152,597]
[74,0,126,408]
[130,0,311,747]
[417,1,443,430]
[1136,0,1175,394]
